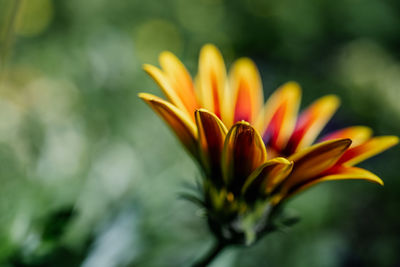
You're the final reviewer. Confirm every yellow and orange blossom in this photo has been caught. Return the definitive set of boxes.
[139,44,398,244]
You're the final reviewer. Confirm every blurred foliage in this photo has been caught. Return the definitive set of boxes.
[0,0,399,266]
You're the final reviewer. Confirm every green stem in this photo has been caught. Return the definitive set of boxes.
[192,240,227,267]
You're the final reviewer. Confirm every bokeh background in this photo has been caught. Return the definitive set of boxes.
[0,0,399,266]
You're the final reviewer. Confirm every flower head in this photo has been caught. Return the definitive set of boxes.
[139,44,398,245]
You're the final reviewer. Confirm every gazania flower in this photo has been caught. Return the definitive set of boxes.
[139,44,398,263]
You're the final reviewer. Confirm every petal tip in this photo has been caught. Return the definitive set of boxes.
[138,92,155,101]
[143,64,162,78]
[342,138,353,146]
[142,63,154,71]
[202,43,219,52]
[270,157,293,166]
[284,81,302,93]
[367,173,384,186]
[196,108,211,114]
[360,126,374,136]
[233,57,256,68]
[159,50,174,60]
[378,135,400,151]
[235,120,252,127]
[158,51,182,69]
[336,138,353,152]
[200,44,224,61]
[386,136,399,145]
[324,94,341,107]
[195,108,219,120]
[325,138,353,149]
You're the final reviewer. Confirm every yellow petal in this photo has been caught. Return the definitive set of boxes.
[337,136,399,166]
[281,138,352,192]
[319,126,373,147]
[222,121,267,193]
[143,64,191,118]
[230,58,263,126]
[159,51,199,117]
[241,157,293,197]
[197,44,227,121]
[255,82,301,150]
[139,93,198,157]
[286,166,383,199]
[195,109,228,185]
[285,95,340,154]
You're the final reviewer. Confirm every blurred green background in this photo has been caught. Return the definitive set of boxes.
[0,0,399,266]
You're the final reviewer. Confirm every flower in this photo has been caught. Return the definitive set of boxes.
[138,44,398,245]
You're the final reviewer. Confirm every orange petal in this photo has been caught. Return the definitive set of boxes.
[143,64,191,118]
[286,165,383,199]
[320,126,372,147]
[281,138,352,192]
[159,51,199,117]
[139,93,198,157]
[256,82,301,151]
[284,95,340,154]
[337,136,399,166]
[197,44,227,120]
[195,109,228,185]
[222,122,267,193]
[241,157,293,198]
[230,58,263,125]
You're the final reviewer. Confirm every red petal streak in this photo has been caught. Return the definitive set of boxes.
[284,95,340,154]
[281,138,352,193]
[336,136,399,166]
[211,72,221,119]
[234,79,252,122]
[320,126,372,147]
[263,103,286,149]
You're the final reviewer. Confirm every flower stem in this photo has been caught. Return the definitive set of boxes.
[192,240,227,267]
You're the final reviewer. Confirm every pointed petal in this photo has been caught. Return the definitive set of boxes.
[256,82,301,150]
[197,44,227,120]
[242,157,293,198]
[143,64,192,118]
[286,166,383,199]
[159,51,199,116]
[139,93,198,157]
[320,126,373,147]
[281,138,352,192]
[222,122,267,193]
[195,109,228,185]
[230,58,263,125]
[285,95,340,154]
[337,136,399,166]
[264,158,294,194]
